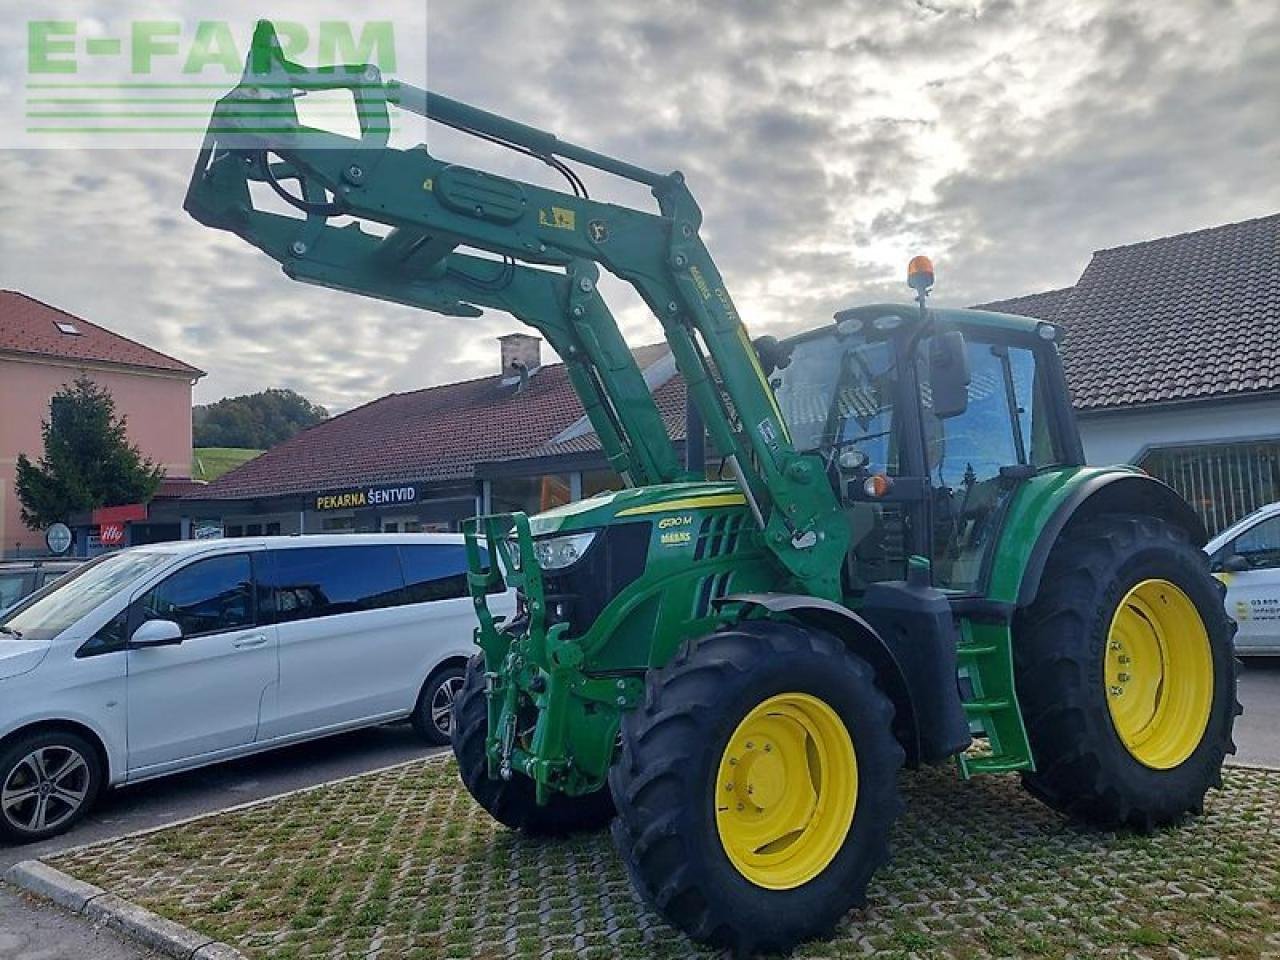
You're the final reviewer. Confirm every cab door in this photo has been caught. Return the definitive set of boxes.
[125,551,277,775]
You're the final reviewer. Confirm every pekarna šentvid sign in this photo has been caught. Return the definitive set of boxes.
[314,484,421,512]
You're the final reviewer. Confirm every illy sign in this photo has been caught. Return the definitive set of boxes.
[99,523,126,547]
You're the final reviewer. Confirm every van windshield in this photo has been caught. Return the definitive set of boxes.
[0,551,170,642]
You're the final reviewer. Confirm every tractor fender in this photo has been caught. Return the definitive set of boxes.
[721,593,924,768]
[1016,471,1207,607]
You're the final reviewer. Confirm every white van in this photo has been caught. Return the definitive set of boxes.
[1206,502,1280,656]
[0,534,512,842]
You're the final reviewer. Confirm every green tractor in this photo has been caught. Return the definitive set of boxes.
[187,25,1241,955]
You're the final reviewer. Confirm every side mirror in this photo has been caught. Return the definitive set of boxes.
[129,619,183,648]
[928,330,970,419]
[1222,554,1250,573]
[753,335,793,376]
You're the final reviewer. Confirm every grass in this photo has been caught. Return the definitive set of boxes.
[192,447,263,482]
[49,759,1279,959]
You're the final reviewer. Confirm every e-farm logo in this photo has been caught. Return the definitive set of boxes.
[19,18,400,147]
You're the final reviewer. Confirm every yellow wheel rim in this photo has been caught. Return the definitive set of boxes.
[1105,578,1214,770]
[714,692,857,890]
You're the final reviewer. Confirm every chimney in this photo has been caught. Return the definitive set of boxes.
[498,333,542,377]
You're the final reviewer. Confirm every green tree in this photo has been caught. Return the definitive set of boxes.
[193,388,329,449]
[15,376,164,530]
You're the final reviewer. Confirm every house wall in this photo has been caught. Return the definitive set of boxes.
[1078,396,1280,466]
[0,356,194,556]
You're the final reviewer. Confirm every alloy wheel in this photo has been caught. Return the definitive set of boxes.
[2,745,91,835]
[431,675,466,738]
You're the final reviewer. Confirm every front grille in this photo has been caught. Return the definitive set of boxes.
[524,522,650,637]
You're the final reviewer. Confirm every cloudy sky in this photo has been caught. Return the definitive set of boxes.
[1,1,1277,411]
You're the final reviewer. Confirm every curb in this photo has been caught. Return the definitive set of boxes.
[4,860,246,959]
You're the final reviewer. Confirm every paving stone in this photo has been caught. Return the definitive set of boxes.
[42,757,1280,959]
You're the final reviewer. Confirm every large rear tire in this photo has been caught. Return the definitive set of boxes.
[450,655,614,834]
[609,622,904,956]
[1015,513,1241,830]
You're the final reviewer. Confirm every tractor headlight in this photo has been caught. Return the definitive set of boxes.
[533,531,598,571]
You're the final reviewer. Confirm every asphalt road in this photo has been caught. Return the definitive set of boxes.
[0,662,1276,958]
[1235,655,1280,767]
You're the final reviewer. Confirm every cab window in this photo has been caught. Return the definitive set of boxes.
[924,337,1060,593]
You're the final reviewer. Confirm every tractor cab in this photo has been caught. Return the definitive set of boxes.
[769,273,1081,598]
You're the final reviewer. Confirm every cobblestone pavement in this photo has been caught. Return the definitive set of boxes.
[45,757,1279,960]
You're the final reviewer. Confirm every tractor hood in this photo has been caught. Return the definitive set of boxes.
[528,482,748,537]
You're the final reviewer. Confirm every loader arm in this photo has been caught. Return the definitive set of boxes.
[185,20,849,597]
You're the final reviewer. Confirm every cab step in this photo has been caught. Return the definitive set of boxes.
[955,617,1034,778]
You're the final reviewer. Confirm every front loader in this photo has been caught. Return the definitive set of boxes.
[186,23,1241,955]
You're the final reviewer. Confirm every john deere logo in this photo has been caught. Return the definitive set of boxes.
[588,219,609,243]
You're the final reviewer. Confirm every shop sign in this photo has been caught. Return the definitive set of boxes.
[314,484,421,511]
[100,523,126,546]
[45,522,73,555]
[193,520,224,540]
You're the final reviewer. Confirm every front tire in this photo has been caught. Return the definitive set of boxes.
[0,730,103,843]
[450,656,614,834]
[1015,513,1241,830]
[609,622,904,956]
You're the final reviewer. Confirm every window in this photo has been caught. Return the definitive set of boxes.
[0,573,34,609]
[265,522,281,536]
[1229,515,1280,570]
[490,474,572,516]
[582,470,624,498]
[772,331,909,587]
[1139,441,1280,537]
[262,546,403,623]
[137,554,255,638]
[78,607,131,657]
[54,320,81,335]
[226,525,244,538]
[400,545,471,603]
[927,339,1058,592]
[2,551,170,643]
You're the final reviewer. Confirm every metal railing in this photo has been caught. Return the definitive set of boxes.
[1138,441,1280,536]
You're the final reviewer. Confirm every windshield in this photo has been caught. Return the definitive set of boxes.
[0,551,171,642]
[771,330,898,471]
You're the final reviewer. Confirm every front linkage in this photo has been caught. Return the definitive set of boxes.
[463,514,635,803]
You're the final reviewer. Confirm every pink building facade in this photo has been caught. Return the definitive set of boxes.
[0,292,203,557]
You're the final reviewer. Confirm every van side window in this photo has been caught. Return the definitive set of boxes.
[262,546,403,624]
[136,554,255,638]
[400,545,472,603]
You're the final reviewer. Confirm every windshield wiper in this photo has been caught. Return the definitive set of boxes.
[0,625,23,639]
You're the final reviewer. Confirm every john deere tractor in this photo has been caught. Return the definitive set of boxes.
[187,24,1240,955]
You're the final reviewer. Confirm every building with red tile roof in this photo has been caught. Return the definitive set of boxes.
[1,291,203,556]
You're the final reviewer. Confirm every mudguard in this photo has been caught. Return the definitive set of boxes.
[1015,472,1206,607]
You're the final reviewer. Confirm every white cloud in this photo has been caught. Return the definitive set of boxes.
[0,0,1277,410]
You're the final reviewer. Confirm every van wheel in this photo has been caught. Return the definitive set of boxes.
[412,664,467,746]
[0,730,103,843]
